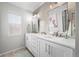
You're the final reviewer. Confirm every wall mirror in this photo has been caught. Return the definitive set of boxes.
[26,15,39,33]
[48,2,76,39]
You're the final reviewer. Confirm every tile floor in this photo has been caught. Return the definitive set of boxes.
[0,48,33,57]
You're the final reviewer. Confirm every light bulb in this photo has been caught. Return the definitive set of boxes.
[49,4,53,9]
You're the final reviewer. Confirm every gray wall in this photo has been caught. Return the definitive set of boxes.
[0,3,32,54]
[75,2,79,57]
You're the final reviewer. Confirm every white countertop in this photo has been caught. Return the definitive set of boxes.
[27,33,75,50]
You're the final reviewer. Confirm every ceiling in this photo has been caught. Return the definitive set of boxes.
[9,2,45,12]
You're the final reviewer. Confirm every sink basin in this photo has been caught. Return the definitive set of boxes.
[42,35,65,40]
[43,35,54,39]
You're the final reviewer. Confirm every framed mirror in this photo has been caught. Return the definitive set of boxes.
[48,2,76,39]
[48,3,68,35]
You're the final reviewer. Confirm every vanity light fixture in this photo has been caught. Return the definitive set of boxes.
[49,2,57,9]
[49,3,53,9]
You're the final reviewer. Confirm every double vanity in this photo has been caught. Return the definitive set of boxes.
[25,33,75,57]
[25,2,76,57]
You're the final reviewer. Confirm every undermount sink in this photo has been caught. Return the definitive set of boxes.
[43,35,54,39]
[42,35,65,40]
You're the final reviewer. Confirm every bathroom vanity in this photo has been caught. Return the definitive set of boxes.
[25,2,76,57]
[25,33,75,57]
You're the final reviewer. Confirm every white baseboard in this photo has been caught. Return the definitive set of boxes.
[0,47,25,56]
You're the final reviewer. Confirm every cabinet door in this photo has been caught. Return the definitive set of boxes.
[25,34,28,47]
[31,36,39,57]
[25,34,29,48]
[25,34,32,52]
[49,43,73,57]
[39,39,50,57]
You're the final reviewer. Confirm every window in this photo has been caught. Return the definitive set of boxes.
[8,13,22,36]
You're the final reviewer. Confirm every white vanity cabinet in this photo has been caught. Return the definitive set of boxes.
[25,34,39,57]
[39,38,74,57]
[25,34,75,57]
[25,34,32,52]
[49,43,73,57]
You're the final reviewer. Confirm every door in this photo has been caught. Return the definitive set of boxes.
[49,43,73,57]
[39,39,50,57]
[31,35,39,57]
[25,34,32,52]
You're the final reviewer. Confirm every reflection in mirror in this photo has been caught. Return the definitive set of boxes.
[26,14,40,33]
[48,3,68,36]
[26,2,76,39]
[62,9,68,32]
[67,2,76,39]
[48,2,76,39]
